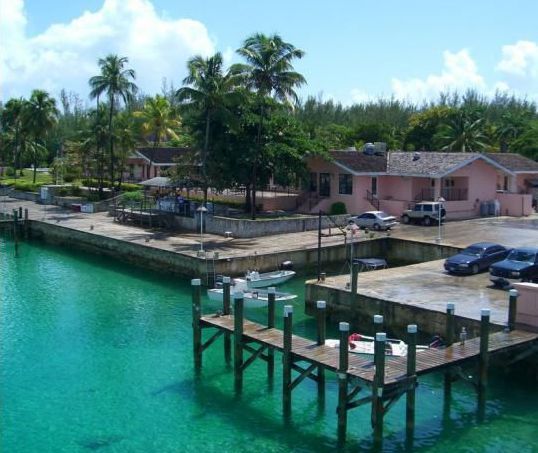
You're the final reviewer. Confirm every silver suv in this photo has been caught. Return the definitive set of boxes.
[401,202,446,226]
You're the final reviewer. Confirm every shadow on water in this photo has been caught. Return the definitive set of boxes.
[77,435,125,450]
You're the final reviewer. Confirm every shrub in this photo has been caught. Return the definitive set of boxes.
[63,174,75,183]
[14,181,39,192]
[56,187,70,196]
[5,167,16,177]
[121,182,141,192]
[122,190,144,204]
[71,185,82,196]
[330,202,347,215]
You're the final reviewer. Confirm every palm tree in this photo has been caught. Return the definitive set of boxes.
[1,98,28,178]
[134,95,180,179]
[176,52,239,203]
[114,111,138,188]
[89,55,137,186]
[24,90,59,183]
[233,33,306,218]
[436,110,489,152]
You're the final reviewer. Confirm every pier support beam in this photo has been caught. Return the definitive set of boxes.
[372,332,386,450]
[508,289,518,331]
[282,305,293,418]
[233,293,244,393]
[316,301,327,402]
[222,277,231,364]
[191,279,202,371]
[337,322,349,445]
[405,324,417,448]
[267,287,276,379]
[478,308,490,420]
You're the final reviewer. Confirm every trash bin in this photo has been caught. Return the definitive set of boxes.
[480,201,489,216]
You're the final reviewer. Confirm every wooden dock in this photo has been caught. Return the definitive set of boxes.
[201,314,538,386]
[191,279,538,448]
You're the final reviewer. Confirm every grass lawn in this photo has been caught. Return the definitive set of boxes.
[0,169,54,186]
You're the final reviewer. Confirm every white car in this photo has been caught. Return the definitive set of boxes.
[347,211,398,230]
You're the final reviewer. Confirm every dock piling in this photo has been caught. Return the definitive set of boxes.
[337,321,350,445]
[405,324,417,446]
[478,308,490,417]
[283,305,293,417]
[444,303,455,397]
[267,287,276,378]
[351,260,359,298]
[24,208,29,239]
[18,206,22,218]
[13,209,19,256]
[222,276,231,364]
[316,301,326,401]
[191,278,202,371]
[508,289,518,331]
[372,332,386,449]
[233,293,244,393]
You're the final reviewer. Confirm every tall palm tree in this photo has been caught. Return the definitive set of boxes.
[134,95,180,179]
[436,110,489,152]
[1,98,28,179]
[89,55,137,186]
[24,90,59,183]
[233,33,306,218]
[114,111,138,188]
[176,52,239,203]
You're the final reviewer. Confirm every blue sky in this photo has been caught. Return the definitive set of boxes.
[2,0,538,105]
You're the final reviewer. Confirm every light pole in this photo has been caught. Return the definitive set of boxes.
[197,205,208,254]
[436,196,446,244]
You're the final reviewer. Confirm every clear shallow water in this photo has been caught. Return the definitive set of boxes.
[1,238,538,453]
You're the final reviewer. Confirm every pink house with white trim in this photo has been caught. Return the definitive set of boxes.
[302,150,538,219]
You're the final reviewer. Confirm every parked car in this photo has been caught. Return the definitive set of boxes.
[401,202,446,226]
[489,247,538,288]
[347,211,397,230]
[444,242,510,275]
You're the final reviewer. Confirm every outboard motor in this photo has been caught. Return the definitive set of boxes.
[280,260,294,270]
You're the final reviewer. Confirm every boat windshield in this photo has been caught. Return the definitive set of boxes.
[507,250,537,263]
[461,246,483,257]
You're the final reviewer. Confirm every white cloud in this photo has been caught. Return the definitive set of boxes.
[0,0,216,101]
[495,40,538,95]
[391,49,486,103]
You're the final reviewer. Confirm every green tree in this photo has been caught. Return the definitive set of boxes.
[89,55,138,186]
[234,33,306,218]
[114,111,138,188]
[1,98,29,178]
[24,90,59,183]
[176,52,239,203]
[434,109,489,152]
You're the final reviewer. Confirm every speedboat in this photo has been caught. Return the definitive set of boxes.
[207,279,297,308]
[245,269,296,288]
[325,333,429,357]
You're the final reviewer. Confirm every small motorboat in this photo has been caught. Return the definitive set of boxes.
[207,279,297,308]
[244,269,296,288]
[325,333,429,357]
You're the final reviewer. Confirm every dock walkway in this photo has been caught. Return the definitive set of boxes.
[201,314,538,386]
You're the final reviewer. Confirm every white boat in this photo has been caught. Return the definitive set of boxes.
[325,333,429,357]
[244,269,296,288]
[207,279,297,308]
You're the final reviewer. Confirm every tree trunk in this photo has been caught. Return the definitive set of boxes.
[245,183,251,212]
[108,96,115,187]
[251,102,265,220]
[202,111,211,205]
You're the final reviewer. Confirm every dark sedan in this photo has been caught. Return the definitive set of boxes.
[444,242,510,275]
[490,247,538,288]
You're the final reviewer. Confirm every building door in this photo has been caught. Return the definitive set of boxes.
[371,177,378,196]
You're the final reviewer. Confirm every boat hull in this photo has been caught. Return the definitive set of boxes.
[207,288,297,308]
[245,270,296,288]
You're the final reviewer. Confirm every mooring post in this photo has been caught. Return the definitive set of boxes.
[372,332,386,449]
[191,278,202,371]
[316,300,327,401]
[337,321,350,445]
[478,308,490,417]
[351,260,359,299]
[233,292,244,393]
[13,209,19,256]
[444,302,455,397]
[18,206,22,218]
[267,287,276,379]
[406,324,417,446]
[374,314,383,334]
[24,208,29,239]
[282,305,293,418]
[222,276,231,364]
[508,289,518,331]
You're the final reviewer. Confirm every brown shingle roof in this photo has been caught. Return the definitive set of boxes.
[484,153,538,172]
[137,147,191,164]
[330,150,387,173]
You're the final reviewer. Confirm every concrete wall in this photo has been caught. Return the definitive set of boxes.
[9,190,40,202]
[513,282,538,331]
[496,193,533,216]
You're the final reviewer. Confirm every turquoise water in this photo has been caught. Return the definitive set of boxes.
[1,238,537,452]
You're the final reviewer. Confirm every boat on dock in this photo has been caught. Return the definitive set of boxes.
[207,279,297,308]
[325,333,429,357]
[245,269,296,288]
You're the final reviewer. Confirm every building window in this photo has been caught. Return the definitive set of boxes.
[339,174,353,195]
[319,173,331,197]
[309,172,317,192]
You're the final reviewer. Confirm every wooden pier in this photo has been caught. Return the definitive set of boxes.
[191,279,538,447]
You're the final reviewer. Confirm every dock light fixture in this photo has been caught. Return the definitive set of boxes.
[197,205,208,253]
[436,196,446,244]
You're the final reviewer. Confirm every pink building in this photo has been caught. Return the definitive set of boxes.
[303,150,538,219]
[124,147,191,182]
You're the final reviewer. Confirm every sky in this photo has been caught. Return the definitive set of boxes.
[1,0,538,106]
